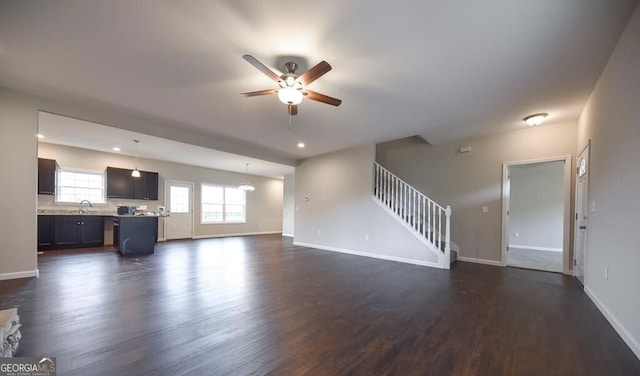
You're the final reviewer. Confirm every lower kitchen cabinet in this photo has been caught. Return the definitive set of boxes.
[37,215,55,250]
[38,215,106,251]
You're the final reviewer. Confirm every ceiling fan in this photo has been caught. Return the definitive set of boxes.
[241,55,342,116]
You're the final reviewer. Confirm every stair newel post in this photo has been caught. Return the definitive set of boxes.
[443,205,452,269]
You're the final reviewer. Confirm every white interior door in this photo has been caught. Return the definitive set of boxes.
[165,181,193,240]
[574,143,590,285]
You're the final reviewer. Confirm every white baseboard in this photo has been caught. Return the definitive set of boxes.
[0,269,39,281]
[192,231,281,239]
[457,256,504,267]
[157,237,166,242]
[509,244,563,252]
[282,233,294,237]
[585,286,640,360]
[293,241,442,269]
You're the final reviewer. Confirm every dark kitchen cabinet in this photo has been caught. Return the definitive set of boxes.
[107,167,158,200]
[134,171,159,200]
[113,216,158,256]
[81,216,106,247]
[106,167,134,198]
[38,158,56,195]
[53,216,105,249]
[37,215,55,250]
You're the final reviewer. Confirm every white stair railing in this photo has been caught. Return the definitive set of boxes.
[373,162,452,269]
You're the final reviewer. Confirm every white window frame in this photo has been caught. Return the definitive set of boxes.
[55,168,107,204]
[201,183,246,224]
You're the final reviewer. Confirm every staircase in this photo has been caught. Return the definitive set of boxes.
[372,162,456,269]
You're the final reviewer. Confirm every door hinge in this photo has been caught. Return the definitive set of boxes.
[507,210,510,216]
[573,259,577,266]
[576,213,578,220]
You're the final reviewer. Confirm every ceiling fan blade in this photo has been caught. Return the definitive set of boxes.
[304,90,342,106]
[298,61,332,86]
[242,89,277,97]
[288,104,298,116]
[242,55,281,83]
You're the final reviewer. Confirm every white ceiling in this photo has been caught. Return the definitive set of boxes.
[0,1,637,163]
[38,112,294,179]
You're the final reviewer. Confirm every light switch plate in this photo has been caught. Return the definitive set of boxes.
[482,206,489,214]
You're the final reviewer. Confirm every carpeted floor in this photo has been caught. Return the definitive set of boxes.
[507,247,563,273]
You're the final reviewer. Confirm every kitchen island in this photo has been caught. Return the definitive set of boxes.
[113,215,158,256]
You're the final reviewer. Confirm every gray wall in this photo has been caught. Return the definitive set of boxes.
[0,89,38,279]
[282,174,295,236]
[294,144,439,266]
[508,161,565,250]
[38,143,283,240]
[376,120,577,264]
[576,4,640,358]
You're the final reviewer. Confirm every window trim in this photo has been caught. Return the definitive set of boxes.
[200,183,246,224]
[55,167,107,205]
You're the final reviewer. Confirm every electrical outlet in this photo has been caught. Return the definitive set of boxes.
[365,234,369,241]
[317,230,322,236]
[514,232,520,238]
[482,206,489,214]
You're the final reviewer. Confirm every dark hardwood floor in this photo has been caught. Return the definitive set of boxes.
[1,235,638,375]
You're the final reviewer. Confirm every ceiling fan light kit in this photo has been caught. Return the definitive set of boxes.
[277,87,303,105]
[242,54,342,115]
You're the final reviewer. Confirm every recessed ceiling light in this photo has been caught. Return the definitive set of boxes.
[36,134,44,139]
[297,142,305,148]
[523,113,548,126]
[112,147,121,152]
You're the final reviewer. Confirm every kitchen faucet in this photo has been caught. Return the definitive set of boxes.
[79,200,92,214]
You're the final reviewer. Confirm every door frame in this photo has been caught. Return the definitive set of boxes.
[573,141,591,284]
[500,155,573,274]
[164,180,195,240]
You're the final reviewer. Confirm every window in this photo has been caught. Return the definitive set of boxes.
[201,184,246,223]
[56,169,106,204]
[170,186,190,213]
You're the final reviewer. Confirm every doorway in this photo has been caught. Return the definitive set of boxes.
[574,142,590,285]
[501,156,572,274]
[164,180,194,240]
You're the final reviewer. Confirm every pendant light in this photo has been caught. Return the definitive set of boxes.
[238,163,255,191]
[131,139,141,177]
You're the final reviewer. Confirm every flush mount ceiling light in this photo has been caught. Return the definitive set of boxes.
[523,113,548,126]
[297,142,305,148]
[36,133,45,139]
[131,139,140,178]
[242,55,342,116]
[112,147,121,152]
[238,163,255,192]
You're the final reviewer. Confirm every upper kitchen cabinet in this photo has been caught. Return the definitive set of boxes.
[134,171,159,200]
[106,167,134,198]
[107,167,158,200]
[38,158,56,195]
